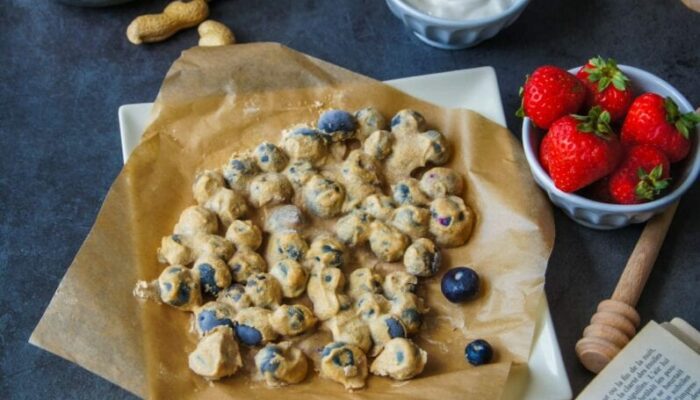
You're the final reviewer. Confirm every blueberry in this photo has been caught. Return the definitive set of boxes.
[235,324,263,346]
[293,127,321,137]
[197,309,234,334]
[465,339,493,366]
[385,317,407,338]
[259,347,282,373]
[196,264,220,296]
[321,342,346,357]
[441,267,480,303]
[332,349,355,367]
[318,110,356,136]
[171,281,190,306]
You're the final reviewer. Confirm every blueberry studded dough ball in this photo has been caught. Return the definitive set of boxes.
[192,254,232,296]
[188,326,243,380]
[193,169,226,204]
[263,205,306,233]
[233,307,277,346]
[389,292,426,335]
[368,314,408,356]
[363,130,394,160]
[403,238,442,277]
[390,205,430,240]
[334,211,372,247]
[341,149,382,186]
[255,142,288,172]
[269,304,317,336]
[157,234,194,265]
[342,182,380,214]
[422,130,450,165]
[307,266,346,321]
[326,311,372,353]
[348,267,383,300]
[216,283,252,312]
[157,265,202,311]
[360,194,396,221]
[392,178,430,207]
[306,235,346,269]
[223,152,260,191]
[382,271,418,299]
[249,172,293,208]
[203,188,249,228]
[271,231,308,263]
[368,221,410,263]
[281,125,328,166]
[245,273,283,309]
[391,109,426,135]
[227,248,267,283]
[193,301,236,337]
[225,220,262,250]
[191,233,235,261]
[283,160,317,188]
[318,109,357,142]
[354,107,387,141]
[269,259,309,298]
[429,196,475,247]
[255,342,309,386]
[370,338,427,380]
[302,175,345,218]
[420,167,464,198]
[355,293,391,320]
[174,205,218,235]
[320,342,368,390]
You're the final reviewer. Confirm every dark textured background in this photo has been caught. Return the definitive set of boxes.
[1,0,698,398]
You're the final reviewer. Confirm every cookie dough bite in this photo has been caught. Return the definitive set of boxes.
[263,205,306,233]
[245,273,283,309]
[233,307,277,346]
[391,109,426,135]
[348,268,383,299]
[318,109,357,142]
[188,326,242,380]
[382,271,418,299]
[334,211,372,247]
[341,149,381,185]
[355,292,391,320]
[271,231,308,262]
[390,292,426,335]
[283,160,317,188]
[270,304,317,336]
[354,107,387,141]
[306,235,346,269]
[368,314,408,356]
[368,221,410,262]
[174,206,219,235]
[249,172,293,208]
[320,342,368,390]
[158,265,202,311]
[223,152,259,191]
[360,194,395,221]
[191,233,235,261]
[429,196,475,247]
[342,182,379,213]
[422,130,450,165]
[420,167,464,198]
[193,301,235,337]
[403,238,442,277]
[269,259,308,298]
[216,284,252,312]
[254,142,288,172]
[302,175,345,218]
[157,234,194,265]
[255,342,309,386]
[390,205,430,240]
[363,130,394,160]
[225,220,262,250]
[192,169,226,204]
[392,178,430,206]
[325,311,372,353]
[203,188,249,228]
[370,338,427,380]
[281,125,327,166]
[192,254,232,296]
[228,248,267,282]
[307,266,346,321]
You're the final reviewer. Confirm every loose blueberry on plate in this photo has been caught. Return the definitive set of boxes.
[441,266,480,303]
[465,339,493,366]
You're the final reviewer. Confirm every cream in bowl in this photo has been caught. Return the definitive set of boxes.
[404,0,516,20]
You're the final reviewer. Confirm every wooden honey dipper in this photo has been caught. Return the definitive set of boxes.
[575,202,679,373]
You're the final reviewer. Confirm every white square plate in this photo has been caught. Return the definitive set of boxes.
[118,67,572,400]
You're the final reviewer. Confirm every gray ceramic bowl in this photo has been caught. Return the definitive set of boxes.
[385,0,530,49]
[522,65,700,230]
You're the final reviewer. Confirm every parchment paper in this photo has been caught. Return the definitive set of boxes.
[30,43,554,400]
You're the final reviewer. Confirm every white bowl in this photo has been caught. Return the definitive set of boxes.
[522,65,700,230]
[385,0,531,49]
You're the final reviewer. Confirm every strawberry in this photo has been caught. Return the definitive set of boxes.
[576,56,633,122]
[607,145,671,204]
[539,107,622,192]
[517,65,587,129]
[621,93,700,162]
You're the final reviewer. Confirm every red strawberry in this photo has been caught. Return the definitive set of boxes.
[607,145,671,204]
[621,93,700,162]
[539,107,622,192]
[517,65,586,129]
[576,56,633,121]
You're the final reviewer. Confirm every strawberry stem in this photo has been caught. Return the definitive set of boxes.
[583,56,630,92]
[635,165,671,201]
[664,97,700,139]
[572,106,614,140]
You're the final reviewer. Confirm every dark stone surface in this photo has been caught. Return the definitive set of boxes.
[1,0,698,398]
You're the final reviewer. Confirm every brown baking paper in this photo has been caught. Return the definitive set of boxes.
[30,43,554,400]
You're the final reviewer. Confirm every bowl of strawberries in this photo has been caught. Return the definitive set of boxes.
[520,57,700,229]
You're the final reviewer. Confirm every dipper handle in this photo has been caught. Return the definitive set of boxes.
[575,203,678,373]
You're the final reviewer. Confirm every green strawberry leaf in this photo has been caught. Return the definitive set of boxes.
[635,165,671,201]
[584,56,629,92]
[574,106,614,140]
[665,98,699,139]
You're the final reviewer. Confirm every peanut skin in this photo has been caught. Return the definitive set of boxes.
[198,20,235,46]
[127,0,209,45]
